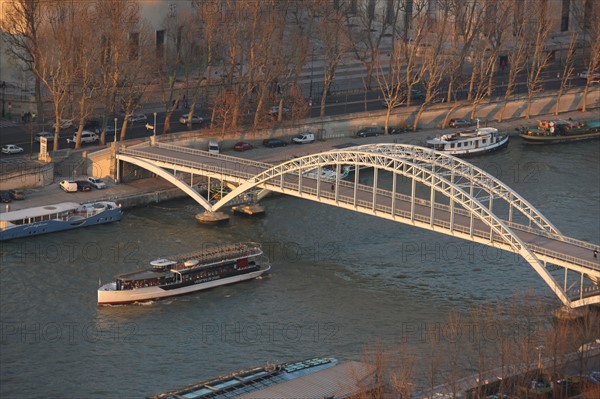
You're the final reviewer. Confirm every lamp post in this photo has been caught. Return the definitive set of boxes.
[114,118,117,143]
[153,112,157,137]
[309,48,314,101]
[1,81,6,117]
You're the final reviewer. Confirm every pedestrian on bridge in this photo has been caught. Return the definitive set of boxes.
[594,249,598,258]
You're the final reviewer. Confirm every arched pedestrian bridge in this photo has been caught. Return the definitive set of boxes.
[115,141,600,309]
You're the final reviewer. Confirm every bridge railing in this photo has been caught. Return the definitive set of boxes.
[156,142,273,169]
[526,243,600,271]
[505,220,600,251]
[120,148,257,180]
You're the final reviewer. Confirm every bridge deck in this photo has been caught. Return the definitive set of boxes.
[120,144,599,274]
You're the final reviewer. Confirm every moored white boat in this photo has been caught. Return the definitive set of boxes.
[0,201,122,241]
[426,127,509,157]
[98,243,270,305]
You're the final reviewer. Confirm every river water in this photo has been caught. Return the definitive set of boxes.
[1,140,599,398]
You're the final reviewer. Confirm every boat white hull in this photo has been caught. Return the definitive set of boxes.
[98,265,270,305]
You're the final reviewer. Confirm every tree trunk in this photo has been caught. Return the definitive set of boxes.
[35,77,44,121]
[581,84,589,112]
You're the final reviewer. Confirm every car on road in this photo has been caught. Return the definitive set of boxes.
[83,119,101,134]
[269,106,290,116]
[67,131,99,144]
[578,70,600,80]
[233,142,253,151]
[179,114,203,125]
[292,132,315,144]
[449,119,473,128]
[356,127,381,137]
[87,177,106,189]
[128,114,147,123]
[263,138,288,148]
[2,144,24,154]
[35,132,55,142]
[59,180,78,193]
[50,119,73,129]
[75,180,93,191]
[0,191,12,203]
[9,189,25,200]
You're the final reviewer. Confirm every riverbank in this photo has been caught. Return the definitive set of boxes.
[2,108,598,213]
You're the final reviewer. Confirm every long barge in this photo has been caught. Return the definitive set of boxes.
[519,119,600,144]
[0,201,122,241]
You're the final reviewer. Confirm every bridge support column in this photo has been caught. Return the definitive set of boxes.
[372,168,378,211]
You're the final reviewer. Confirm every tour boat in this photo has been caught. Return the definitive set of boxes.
[519,119,600,144]
[426,127,509,156]
[98,243,270,305]
[0,201,122,241]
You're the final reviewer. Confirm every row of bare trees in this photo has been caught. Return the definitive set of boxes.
[352,297,600,398]
[2,0,599,147]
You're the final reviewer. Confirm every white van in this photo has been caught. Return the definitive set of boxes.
[208,140,220,154]
[67,131,99,144]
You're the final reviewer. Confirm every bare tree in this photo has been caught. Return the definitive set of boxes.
[524,0,553,119]
[497,17,528,122]
[94,0,141,144]
[315,3,352,117]
[0,0,45,119]
[554,33,578,116]
[345,0,400,101]
[412,5,449,130]
[467,38,497,120]
[572,1,600,112]
[34,1,78,151]
[445,0,485,103]
[117,21,154,141]
[375,43,405,134]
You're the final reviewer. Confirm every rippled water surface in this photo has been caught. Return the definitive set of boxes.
[1,140,598,398]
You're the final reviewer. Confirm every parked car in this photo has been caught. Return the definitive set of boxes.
[578,70,600,80]
[87,177,106,189]
[2,144,24,154]
[67,131,99,144]
[449,119,473,128]
[179,114,203,125]
[233,142,253,152]
[59,180,78,193]
[269,106,290,116]
[128,114,147,123]
[292,132,315,144]
[0,191,12,203]
[75,180,93,192]
[50,119,73,129]
[83,119,101,134]
[263,138,288,148]
[356,127,381,137]
[35,132,55,142]
[208,140,220,154]
[8,189,25,200]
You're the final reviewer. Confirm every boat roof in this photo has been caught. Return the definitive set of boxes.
[0,202,81,222]
[117,243,263,281]
[148,357,377,399]
[427,127,498,144]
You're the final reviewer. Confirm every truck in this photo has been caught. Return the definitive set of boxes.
[292,132,315,144]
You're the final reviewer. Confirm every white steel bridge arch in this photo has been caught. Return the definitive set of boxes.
[117,143,599,308]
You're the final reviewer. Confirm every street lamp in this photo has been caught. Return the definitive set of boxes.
[310,48,314,101]
[153,112,157,137]
[114,118,117,143]
[1,81,6,117]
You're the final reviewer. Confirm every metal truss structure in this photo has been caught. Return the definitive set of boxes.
[116,142,600,308]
